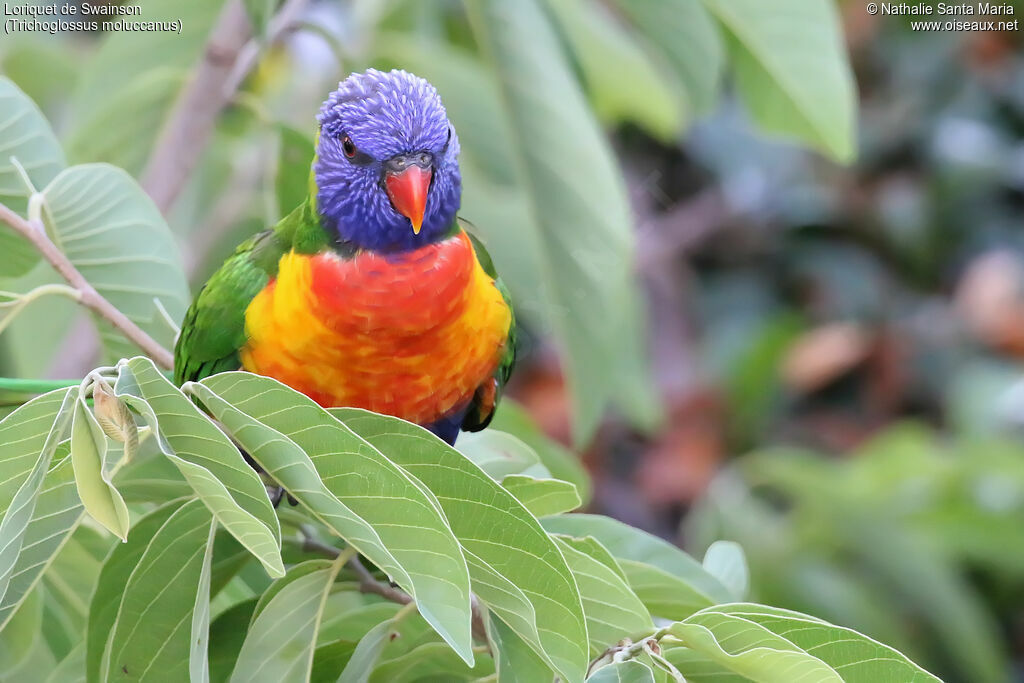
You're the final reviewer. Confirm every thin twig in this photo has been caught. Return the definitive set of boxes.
[141,0,309,217]
[298,529,491,647]
[141,0,253,215]
[0,203,174,369]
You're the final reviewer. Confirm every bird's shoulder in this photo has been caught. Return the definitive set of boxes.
[174,201,327,384]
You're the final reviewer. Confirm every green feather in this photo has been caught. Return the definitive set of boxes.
[173,199,329,385]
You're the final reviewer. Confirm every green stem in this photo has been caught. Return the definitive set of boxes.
[0,377,81,394]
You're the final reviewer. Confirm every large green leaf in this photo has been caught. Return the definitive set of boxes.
[664,603,941,682]
[189,373,475,666]
[69,398,130,541]
[101,498,217,682]
[0,390,87,632]
[467,0,650,444]
[542,0,682,138]
[0,388,74,605]
[41,165,190,360]
[86,500,183,683]
[543,514,732,620]
[608,0,723,116]
[0,447,82,632]
[0,76,64,277]
[554,537,652,656]
[66,0,227,173]
[334,407,589,683]
[697,0,856,162]
[114,357,284,578]
[0,388,69,509]
[230,558,345,683]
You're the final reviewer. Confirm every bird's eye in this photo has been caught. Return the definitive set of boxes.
[446,126,452,143]
[341,135,356,159]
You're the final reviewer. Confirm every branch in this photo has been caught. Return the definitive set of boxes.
[141,0,252,215]
[300,532,491,647]
[140,0,309,216]
[0,203,174,369]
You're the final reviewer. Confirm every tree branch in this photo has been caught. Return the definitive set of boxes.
[0,203,174,369]
[140,0,309,216]
[141,0,252,215]
[300,532,491,647]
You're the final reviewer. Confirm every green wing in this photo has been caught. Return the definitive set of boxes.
[174,201,328,385]
[173,230,282,384]
[462,222,517,432]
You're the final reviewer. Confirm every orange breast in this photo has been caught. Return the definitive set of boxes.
[240,232,511,425]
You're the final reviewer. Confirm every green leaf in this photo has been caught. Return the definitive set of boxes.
[64,70,183,176]
[230,558,345,683]
[41,526,111,659]
[467,0,650,444]
[502,475,580,517]
[113,449,192,504]
[87,500,182,683]
[543,514,732,620]
[701,541,748,601]
[114,357,284,579]
[102,498,217,682]
[70,398,130,541]
[0,388,70,509]
[66,0,227,173]
[190,373,474,665]
[334,407,589,683]
[554,537,652,655]
[0,443,84,632]
[697,0,856,162]
[491,401,591,504]
[208,599,257,683]
[608,0,723,116]
[587,660,656,683]
[488,614,554,683]
[47,642,86,683]
[456,429,549,480]
[0,76,65,277]
[665,603,941,682]
[0,388,74,605]
[542,0,682,138]
[369,641,495,682]
[338,617,395,683]
[42,164,190,361]
[276,125,315,219]
[554,535,628,582]
[0,584,42,676]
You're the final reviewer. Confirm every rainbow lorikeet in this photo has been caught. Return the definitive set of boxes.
[174,69,516,446]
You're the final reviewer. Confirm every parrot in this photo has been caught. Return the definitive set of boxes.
[173,68,516,448]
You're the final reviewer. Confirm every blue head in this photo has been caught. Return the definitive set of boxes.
[315,69,461,251]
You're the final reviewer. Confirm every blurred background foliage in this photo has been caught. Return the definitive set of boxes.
[1,0,1023,681]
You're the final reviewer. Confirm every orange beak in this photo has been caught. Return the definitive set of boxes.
[385,165,432,235]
